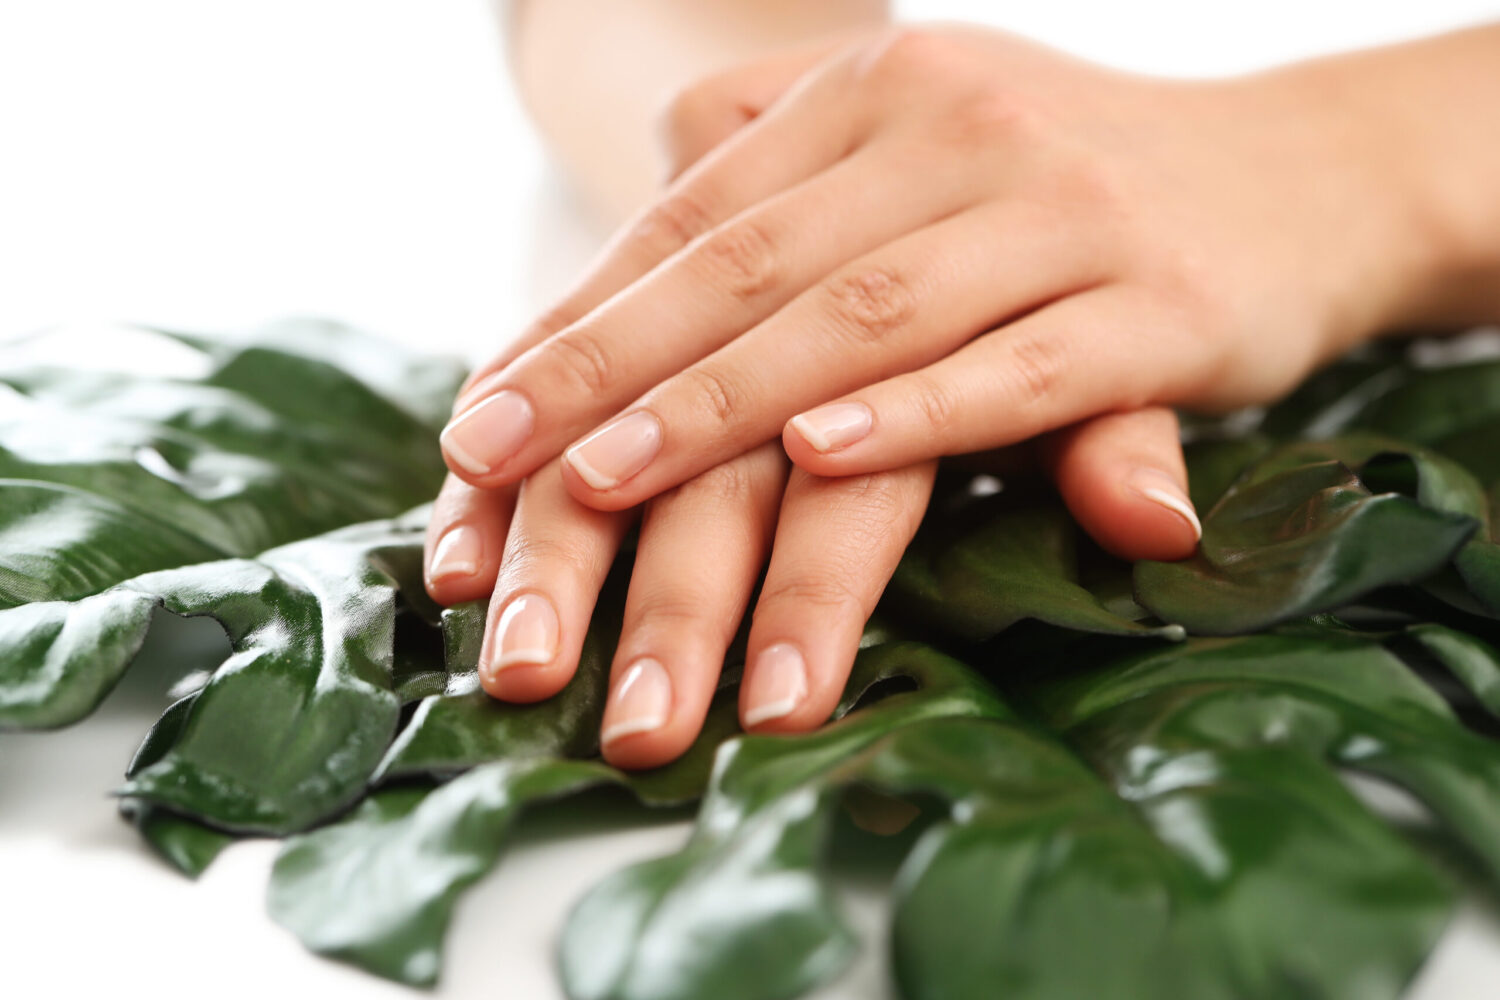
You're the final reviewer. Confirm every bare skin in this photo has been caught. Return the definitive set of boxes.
[429,7,1500,769]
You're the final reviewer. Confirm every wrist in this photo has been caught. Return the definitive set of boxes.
[1291,26,1500,335]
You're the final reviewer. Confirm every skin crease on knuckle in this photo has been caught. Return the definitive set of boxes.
[693,216,783,303]
[823,266,919,346]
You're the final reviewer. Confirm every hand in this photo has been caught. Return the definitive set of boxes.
[439,26,1437,523]
[425,403,1194,769]
[423,30,1217,770]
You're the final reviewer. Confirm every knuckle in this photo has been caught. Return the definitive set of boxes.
[756,575,864,616]
[858,27,952,82]
[653,458,756,514]
[823,266,918,344]
[680,364,749,426]
[694,218,781,300]
[939,91,1046,151]
[659,81,718,141]
[1003,329,1071,407]
[634,190,718,257]
[549,327,617,395]
[629,586,741,648]
[500,533,598,580]
[907,373,961,436]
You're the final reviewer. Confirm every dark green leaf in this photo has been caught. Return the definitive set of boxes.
[120,801,236,879]
[888,497,1182,643]
[269,758,622,986]
[1136,459,1476,634]
[560,643,1010,1000]
[0,323,461,729]
[114,514,432,834]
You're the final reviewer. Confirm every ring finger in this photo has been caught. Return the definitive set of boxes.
[600,443,788,769]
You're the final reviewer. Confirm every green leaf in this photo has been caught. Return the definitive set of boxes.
[1135,458,1476,635]
[888,493,1182,642]
[0,323,462,729]
[375,592,619,782]
[114,513,425,834]
[560,643,1010,1000]
[564,632,1493,1000]
[120,801,236,880]
[269,758,623,986]
[1350,358,1500,445]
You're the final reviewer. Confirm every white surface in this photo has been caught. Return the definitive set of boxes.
[3,2,1500,998]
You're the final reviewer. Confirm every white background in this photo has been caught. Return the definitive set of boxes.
[2,2,1499,998]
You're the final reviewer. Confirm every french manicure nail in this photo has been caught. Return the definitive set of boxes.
[484,593,559,678]
[789,402,873,453]
[743,643,808,727]
[600,657,673,745]
[441,390,535,477]
[428,525,481,581]
[564,411,663,491]
[1126,467,1202,541]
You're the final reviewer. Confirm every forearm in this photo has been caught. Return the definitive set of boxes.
[499,0,887,221]
[1297,23,1500,330]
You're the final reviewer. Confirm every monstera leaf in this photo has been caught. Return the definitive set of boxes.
[0,320,463,729]
[11,324,1500,1000]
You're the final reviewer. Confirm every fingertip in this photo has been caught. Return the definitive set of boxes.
[477,591,577,703]
[738,641,838,734]
[1062,467,1201,563]
[781,423,843,477]
[424,478,514,606]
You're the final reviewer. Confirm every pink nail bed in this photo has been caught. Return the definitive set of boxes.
[600,658,673,745]
[483,593,559,678]
[428,525,481,581]
[564,411,663,490]
[441,390,535,477]
[789,402,873,453]
[743,643,808,727]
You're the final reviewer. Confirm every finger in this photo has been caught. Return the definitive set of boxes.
[783,285,1206,475]
[423,473,516,606]
[659,34,866,176]
[478,460,632,704]
[454,140,976,491]
[560,198,1109,510]
[450,45,868,410]
[740,462,937,732]
[1042,407,1201,562]
[600,444,787,769]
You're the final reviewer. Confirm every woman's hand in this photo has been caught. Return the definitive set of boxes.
[440,25,1451,518]
[425,401,1196,769]
[423,28,1220,769]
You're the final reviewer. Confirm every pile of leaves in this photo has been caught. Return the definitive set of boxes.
[3,320,1500,1000]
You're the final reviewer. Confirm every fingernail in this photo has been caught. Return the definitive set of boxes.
[441,390,535,477]
[564,411,663,491]
[600,657,672,746]
[1126,467,1202,541]
[743,643,808,727]
[789,402,872,453]
[484,593,559,678]
[428,525,482,581]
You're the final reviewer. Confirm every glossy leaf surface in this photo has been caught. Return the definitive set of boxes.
[0,323,460,729]
[1135,458,1476,634]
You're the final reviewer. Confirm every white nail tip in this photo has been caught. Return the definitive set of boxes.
[789,413,832,452]
[1141,487,1203,541]
[489,647,554,671]
[564,447,618,491]
[440,427,492,476]
[601,715,667,745]
[744,696,800,728]
[429,558,477,580]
